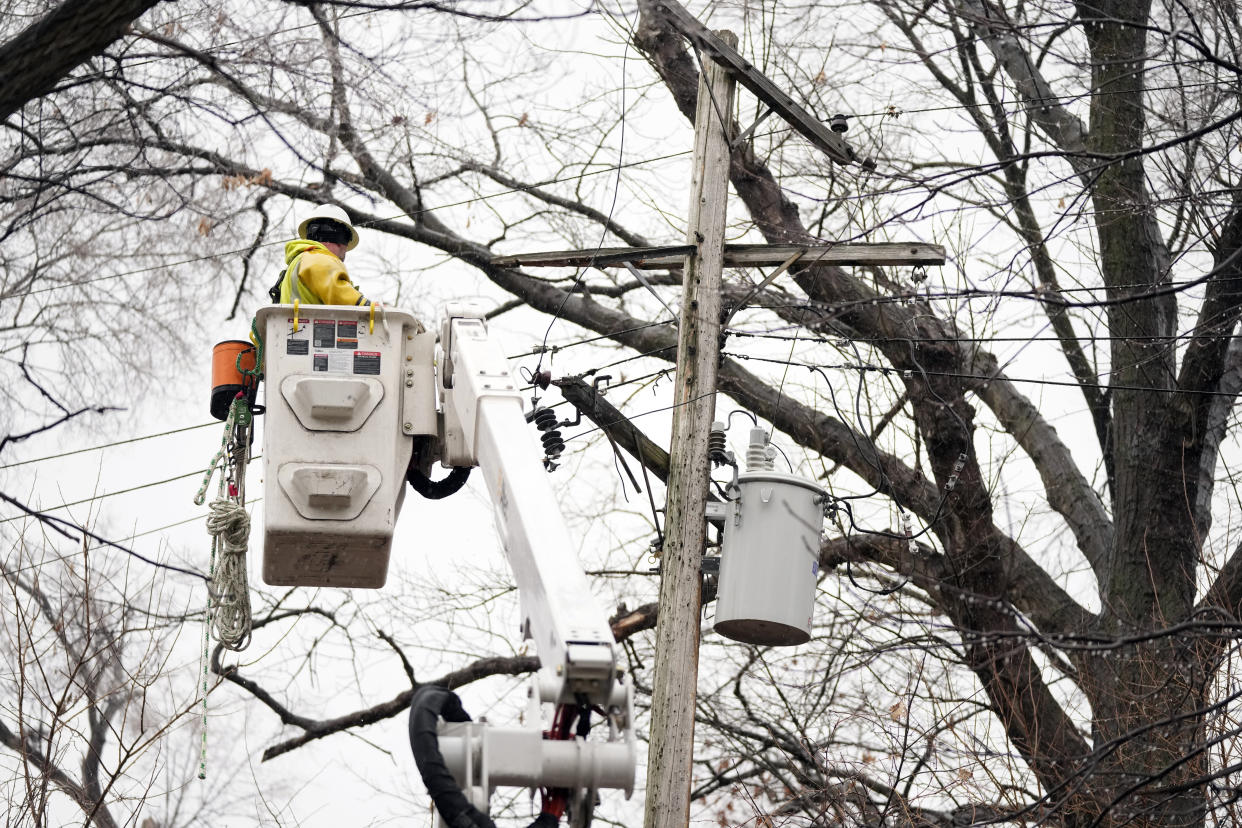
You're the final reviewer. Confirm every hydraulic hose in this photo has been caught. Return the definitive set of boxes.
[406,465,471,499]
[408,685,558,828]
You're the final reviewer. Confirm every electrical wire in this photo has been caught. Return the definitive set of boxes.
[729,268,1242,313]
[505,320,673,360]
[0,491,208,581]
[0,421,218,470]
[719,350,1239,398]
[0,456,262,525]
[0,499,265,579]
[728,327,1242,346]
[849,77,1232,121]
[530,30,634,391]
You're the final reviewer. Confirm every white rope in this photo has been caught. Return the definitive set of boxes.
[193,409,238,506]
[197,602,210,780]
[206,498,252,650]
[195,394,256,781]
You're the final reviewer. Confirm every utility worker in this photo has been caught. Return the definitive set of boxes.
[277,204,371,306]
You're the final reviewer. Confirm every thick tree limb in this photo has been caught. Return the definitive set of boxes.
[254,656,540,761]
[1198,532,1242,622]
[223,601,664,761]
[820,531,1089,638]
[960,348,1113,574]
[951,0,1088,163]
[0,0,162,123]
[1178,193,1242,534]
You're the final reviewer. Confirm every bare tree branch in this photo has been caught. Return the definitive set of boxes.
[0,0,163,123]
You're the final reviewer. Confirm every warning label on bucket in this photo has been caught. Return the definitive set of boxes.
[336,320,358,349]
[312,351,352,373]
[353,351,381,375]
[287,318,311,350]
[313,319,335,349]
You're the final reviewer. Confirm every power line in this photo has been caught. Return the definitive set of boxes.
[0,456,261,526]
[849,78,1232,121]
[0,491,208,581]
[738,272,1242,313]
[118,504,258,542]
[0,469,206,524]
[719,350,1239,398]
[0,421,218,470]
[726,327,1238,347]
[506,320,674,359]
[0,500,262,579]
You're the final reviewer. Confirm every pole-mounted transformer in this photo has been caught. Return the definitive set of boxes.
[707,421,829,646]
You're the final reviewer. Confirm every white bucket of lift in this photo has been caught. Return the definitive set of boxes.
[256,304,437,589]
[713,471,826,646]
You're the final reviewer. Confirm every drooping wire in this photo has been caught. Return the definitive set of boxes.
[0,421,218,470]
[530,38,632,387]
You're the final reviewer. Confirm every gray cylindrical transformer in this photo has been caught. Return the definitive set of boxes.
[713,471,826,646]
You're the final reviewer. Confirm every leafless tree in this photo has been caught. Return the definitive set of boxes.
[5,0,1242,826]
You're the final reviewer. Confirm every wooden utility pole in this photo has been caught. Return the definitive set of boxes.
[643,31,736,828]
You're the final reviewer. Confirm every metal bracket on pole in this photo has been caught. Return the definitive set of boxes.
[724,248,804,325]
[620,260,679,322]
[732,105,773,150]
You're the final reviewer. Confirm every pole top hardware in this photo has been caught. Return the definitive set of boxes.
[654,0,869,168]
[492,242,947,270]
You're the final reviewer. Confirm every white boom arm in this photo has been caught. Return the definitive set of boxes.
[439,304,620,707]
[432,303,635,819]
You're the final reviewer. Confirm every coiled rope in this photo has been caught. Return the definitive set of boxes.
[206,499,252,649]
[194,394,255,780]
[193,395,254,649]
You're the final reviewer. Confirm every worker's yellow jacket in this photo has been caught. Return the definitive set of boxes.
[279,239,370,306]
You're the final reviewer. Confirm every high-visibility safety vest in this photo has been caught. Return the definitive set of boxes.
[278,239,369,306]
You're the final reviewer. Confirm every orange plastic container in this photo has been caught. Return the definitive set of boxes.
[210,340,257,420]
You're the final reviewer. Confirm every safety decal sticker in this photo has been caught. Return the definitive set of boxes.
[313,319,336,349]
[312,351,352,373]
[353,351,381,375]
[336,320,358,349]
[287,318,311,355]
